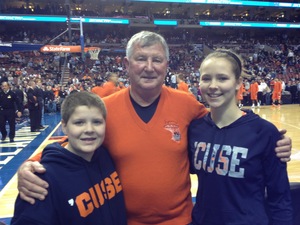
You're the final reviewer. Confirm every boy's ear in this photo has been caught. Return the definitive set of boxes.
[61,120,67,135]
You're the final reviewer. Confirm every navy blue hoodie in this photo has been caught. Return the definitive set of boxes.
[188,110,293,225]
[11,142,127,225]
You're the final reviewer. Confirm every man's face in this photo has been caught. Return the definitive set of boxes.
[124,43,168,93]
[1,83,9,92]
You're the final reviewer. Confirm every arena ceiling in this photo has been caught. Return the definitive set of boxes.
[3,0,300,20]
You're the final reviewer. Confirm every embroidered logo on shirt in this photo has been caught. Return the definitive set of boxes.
[164,121,181,142]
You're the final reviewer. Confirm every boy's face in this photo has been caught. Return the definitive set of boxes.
[62,106,106,161]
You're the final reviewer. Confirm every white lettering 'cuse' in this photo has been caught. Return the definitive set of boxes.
[193,142,248,178]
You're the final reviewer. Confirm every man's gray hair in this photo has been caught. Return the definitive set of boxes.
[126,31,169,61]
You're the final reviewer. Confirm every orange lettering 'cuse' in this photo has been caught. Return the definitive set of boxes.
[75,171,122,217]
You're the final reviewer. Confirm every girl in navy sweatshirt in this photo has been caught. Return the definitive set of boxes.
[188,49,293,225]
[11,91,127,225]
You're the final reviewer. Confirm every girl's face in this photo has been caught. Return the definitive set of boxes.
[62,106,106,161]
[199,57,241,110]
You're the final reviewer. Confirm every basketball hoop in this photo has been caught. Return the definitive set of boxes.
[88,47,101,60]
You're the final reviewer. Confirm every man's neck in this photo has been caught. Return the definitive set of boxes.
[129,87,161,107]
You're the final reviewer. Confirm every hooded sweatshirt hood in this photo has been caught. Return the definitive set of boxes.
[42,142,100,168]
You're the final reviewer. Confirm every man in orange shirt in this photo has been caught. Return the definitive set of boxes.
[176,73,189,93]
[272,78,283,106]
[236,82,245,108]
[91,80,104,98]
[250,79,259,108]
[100,72,120,97]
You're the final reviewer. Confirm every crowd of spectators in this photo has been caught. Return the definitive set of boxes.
[0,28,299,120]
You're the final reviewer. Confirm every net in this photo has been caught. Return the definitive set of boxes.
[88,48,101,60]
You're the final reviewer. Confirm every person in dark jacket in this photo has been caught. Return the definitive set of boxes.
[13,85,25,113]
[34,79,45,129]
[0,73,8,84]
[11,91,127,225]
[26,80,40,132]
[57,85,68,111]
[188,49,293,225]
[44,85,56,113]
[0,81,22,142]
[289,81,298,104]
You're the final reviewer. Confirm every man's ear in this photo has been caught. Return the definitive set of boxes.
[123,57,129,70]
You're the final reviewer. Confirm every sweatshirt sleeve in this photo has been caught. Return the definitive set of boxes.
[263,126,293,225]
[11,194,55,225]
[28,151,42,162]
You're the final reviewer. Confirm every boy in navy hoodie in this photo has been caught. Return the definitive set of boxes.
[11,91,127,225]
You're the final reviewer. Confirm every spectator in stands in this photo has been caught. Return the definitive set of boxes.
[0,72,8,84]
[69,84,79,95]
[44,85,56,113]
[51,84,59,98]
[57,85,68,109]
[66,77,73,85]
[164,72,171,86]
[170,73,177,89]
[72,75,79,85]
[7,73,14,85]
[189,81,200,100]
[81,72,92,82]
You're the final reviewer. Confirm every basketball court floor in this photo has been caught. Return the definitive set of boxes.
[0,104,299,224]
